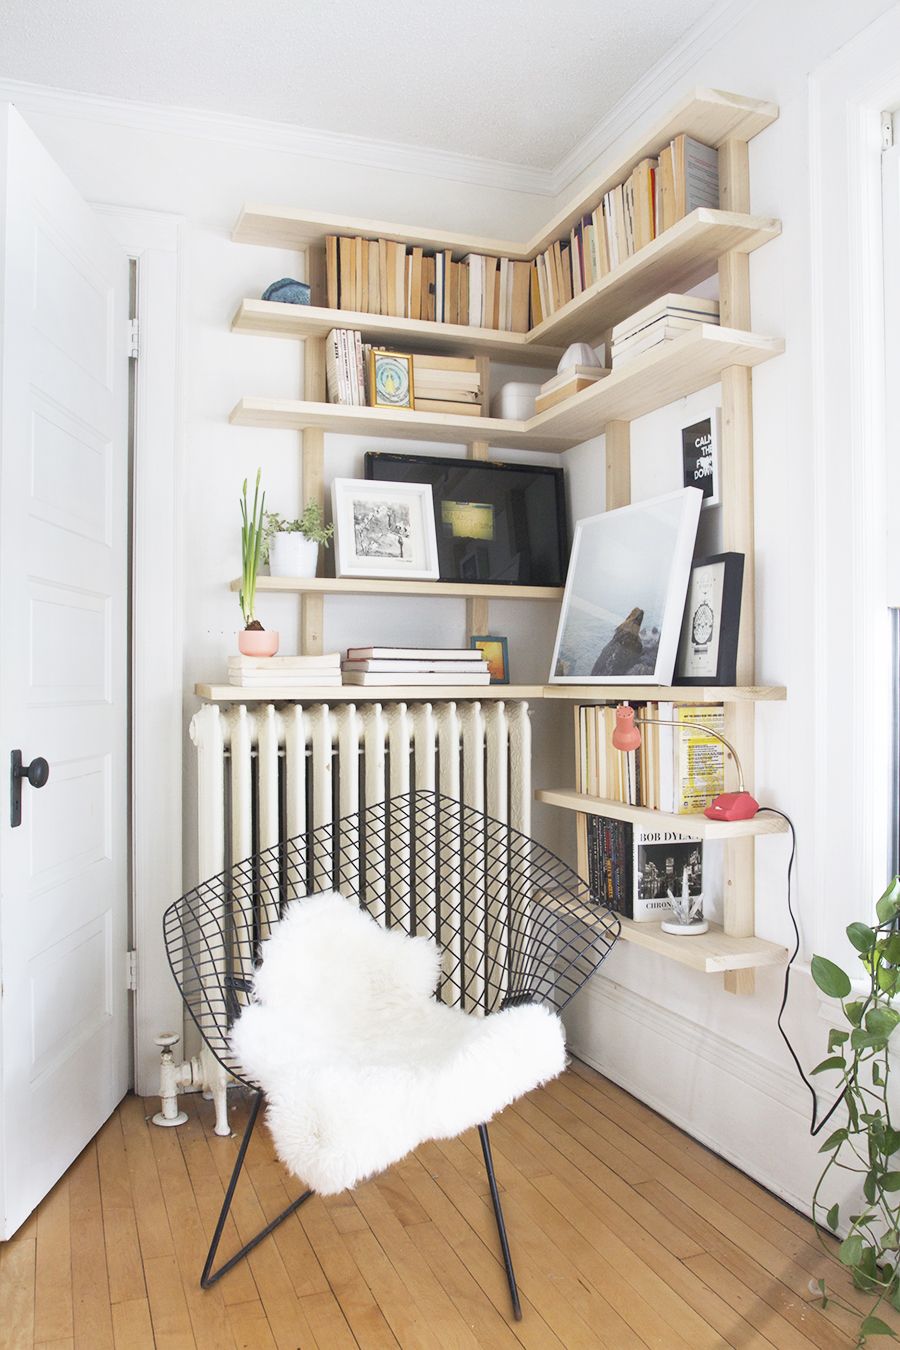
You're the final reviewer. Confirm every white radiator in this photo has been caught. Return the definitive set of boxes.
[190,699,532,889]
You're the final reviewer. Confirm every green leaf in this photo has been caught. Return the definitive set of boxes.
[819,1128,849,1153]
[845,1000,866,1027]
[883,1129,900,1156]
[811,955,852,999]
[877,876,900,923]
[884,1230,900,1251]
[868,1007,900,1037]
[878,965,900,995]
[866,1171,879,1204]
[848,1093,861,1131]
[860,1315,897,1338]
[848,922,878,952]
[852,1029,889,1053]
[874,1062,885,1086]
[811,1056,846,1075]
[882,1173,900,1192]
[840,1233,864,1265]
[829,1029,850,1050]
[826,1203,840,1231]
[884,933,900,965]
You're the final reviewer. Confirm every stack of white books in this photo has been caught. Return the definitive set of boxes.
[229,653,342,688]
[341,646,490,686]
[610,293,719,368]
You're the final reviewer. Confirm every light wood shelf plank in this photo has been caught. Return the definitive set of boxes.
[195,683,545,702]
[233,90,778,258]
[232,211,780,354]
[232,299,564,367]
[197,679,786,704]
[542,684,786,702]
[229,324,783,451]
[233,575,564,600]
[534,787,789,839]
[614,917,786,973]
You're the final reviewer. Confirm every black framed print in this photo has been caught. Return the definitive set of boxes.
[681,409,720,508]
[364,451,568,587]
[674,552,744,685]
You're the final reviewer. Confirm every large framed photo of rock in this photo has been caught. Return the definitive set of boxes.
[550,488,703,685]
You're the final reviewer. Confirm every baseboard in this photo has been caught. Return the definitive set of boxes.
[564,972,838,1218]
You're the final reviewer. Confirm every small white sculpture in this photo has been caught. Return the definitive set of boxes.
[660,866,709,936]
[556,341,604,374]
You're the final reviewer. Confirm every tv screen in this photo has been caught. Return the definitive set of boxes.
[364,452,568,587]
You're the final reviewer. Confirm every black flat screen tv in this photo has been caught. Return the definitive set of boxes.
[364,452,568,587]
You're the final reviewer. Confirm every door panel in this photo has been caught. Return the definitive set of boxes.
[0,103,129,1238]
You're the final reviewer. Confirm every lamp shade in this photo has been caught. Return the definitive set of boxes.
[612,704,642,752]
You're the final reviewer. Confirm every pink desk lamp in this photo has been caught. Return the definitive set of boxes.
[612,703,760,822]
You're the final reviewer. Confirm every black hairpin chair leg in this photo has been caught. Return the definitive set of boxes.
[201,1091,314,1288]
[478,1123,522,1320]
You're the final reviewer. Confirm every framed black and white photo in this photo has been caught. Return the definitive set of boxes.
[365,451,568,586]
[550,488,703,685]
[331,478,439,580]
[681,409,720,508]
[674,552,744,685]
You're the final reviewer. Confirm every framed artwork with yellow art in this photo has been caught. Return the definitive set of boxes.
[469,635,510,685]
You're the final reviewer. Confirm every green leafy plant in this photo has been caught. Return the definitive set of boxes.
[811,875,900,1344]
[261,502,334,562]
[239,469,266,629]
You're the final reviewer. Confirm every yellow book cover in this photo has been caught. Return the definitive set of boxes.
[674,704,725,813]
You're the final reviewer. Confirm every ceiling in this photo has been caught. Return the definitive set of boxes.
[0,0,722,171]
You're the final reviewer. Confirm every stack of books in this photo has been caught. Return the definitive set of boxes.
[229,653,342,689]
[325,328,371,405]
[530,134,719,325]
[413,354,482,415]
[610,293,719,368]
[341,646,490,687]
[586,815,703,922]
[326,236,472,325]
[534,363,608,414]
[577,702,725,813]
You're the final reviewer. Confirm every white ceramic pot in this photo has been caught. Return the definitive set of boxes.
[269,533,319,578]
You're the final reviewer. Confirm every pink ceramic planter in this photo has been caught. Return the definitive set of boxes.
[238,629,280,657]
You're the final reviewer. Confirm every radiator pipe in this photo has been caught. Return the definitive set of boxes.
[151,1034,232,1135]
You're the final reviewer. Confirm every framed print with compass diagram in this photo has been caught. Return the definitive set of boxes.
[675,552,744,685]
[369,349,414,409]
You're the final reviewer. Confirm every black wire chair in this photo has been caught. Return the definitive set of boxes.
[163,790,619,1319]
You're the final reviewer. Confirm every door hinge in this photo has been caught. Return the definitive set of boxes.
[882,111,895,152]
[126,949,138,991]
[127,318,140,360]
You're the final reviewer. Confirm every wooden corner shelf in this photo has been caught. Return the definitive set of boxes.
[195,683,544,703]
[232,210,779,355]
[230,324,783,451]
[614,918,786,973]
[534,788,789,840]
[233,576,564,601]
[542,684,786,703]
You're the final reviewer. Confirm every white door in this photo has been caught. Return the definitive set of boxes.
[0,104,130,1238]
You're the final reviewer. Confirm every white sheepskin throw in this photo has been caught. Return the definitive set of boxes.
[230,891,566,1194]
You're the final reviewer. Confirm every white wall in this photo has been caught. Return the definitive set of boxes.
[559,0,900,1217]
[5,0,897,1207]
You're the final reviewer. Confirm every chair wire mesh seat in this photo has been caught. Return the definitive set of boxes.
[164,790,619,1318]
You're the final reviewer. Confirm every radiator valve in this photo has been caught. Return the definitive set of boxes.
[151,1032,192,1127]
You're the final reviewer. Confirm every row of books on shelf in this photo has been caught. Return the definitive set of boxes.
[578,701,726,814]
[322,133,718,332]
[325,329,483,413]
[585,814,703,922]
[229,648,490,688]
[610,293,719,368]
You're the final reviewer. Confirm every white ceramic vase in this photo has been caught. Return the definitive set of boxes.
[269,533,319,578]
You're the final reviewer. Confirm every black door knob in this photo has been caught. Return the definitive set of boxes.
[10,750,50,827]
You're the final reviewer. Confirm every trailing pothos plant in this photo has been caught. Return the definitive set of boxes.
[811,875,900,1345]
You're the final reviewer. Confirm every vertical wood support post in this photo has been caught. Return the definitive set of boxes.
[718,139,756,994]
[300,336,326,655]
[465,438,490,641]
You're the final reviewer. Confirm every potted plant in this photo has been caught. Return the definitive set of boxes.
[811,875,900,1344]
[263,501,334,579]
[238,469,279,656]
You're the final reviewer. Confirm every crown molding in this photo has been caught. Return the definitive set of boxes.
[547,0,760,197]
[0,76,555,198]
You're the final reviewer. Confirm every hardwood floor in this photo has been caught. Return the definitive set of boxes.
[0,1060,887,1348]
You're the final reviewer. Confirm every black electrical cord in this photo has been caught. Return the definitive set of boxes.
[762,807,848,1137]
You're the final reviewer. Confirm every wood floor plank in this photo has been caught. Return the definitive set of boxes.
[66,1144,114,1350]
[223,1298,278,1350]
[142,1252,197,1350]
[110,1298,154,1350]
[299,1290,358,1350]
[33,1178,73,1345]
[95,1112,146,1306]
[0,1235,37,1350]
[119,1097,176,1266]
